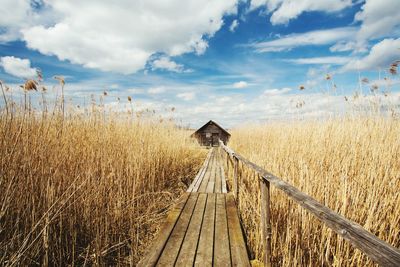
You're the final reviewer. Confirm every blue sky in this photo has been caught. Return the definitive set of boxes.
[1,0,400,127]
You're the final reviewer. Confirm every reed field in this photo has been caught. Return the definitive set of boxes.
[1,70,400,267]
[0,91,205,265]
[226,117,400,266]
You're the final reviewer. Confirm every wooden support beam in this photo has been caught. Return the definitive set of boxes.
[260,178,272,267]
[233,156,239,203]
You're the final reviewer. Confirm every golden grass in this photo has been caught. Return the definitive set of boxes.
[0,110,205,266]
[226,118,400,266]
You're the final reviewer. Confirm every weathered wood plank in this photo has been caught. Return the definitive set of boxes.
[136,193,190,267]
[188,148,212,192]
[194,194,216,267]
[260,179,272,267]
[198,149,214,192]
[214,151,222,193]
[214,165,222,193]
[220,142,400,267]
[206,181,215,193]
[214,194,231,266]
[226,193,250,266]
[175,193,207,266]
[206,152,216,193]
[226,193,250,267]
[156,193,199,266]
[220,164,227,193]
[196,148,214,192]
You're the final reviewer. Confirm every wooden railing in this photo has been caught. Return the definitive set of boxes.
[219,140,400,267]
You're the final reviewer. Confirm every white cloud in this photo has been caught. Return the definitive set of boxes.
[0,56,37,79]
[177,92,196,101]
[20,0,237,74]
[286,56,352,65]
[0,0,59,42]
[329,40,368,53]
[151,56,190,73]
[263,87,291,96]
[233,81,249,88]
[229,19,239,32]
[250,0,352,25]
[0,0,32,42]
[252,27,357,52]
[342,38,400,71]
[148,86,167,95]
[355,0,400,41]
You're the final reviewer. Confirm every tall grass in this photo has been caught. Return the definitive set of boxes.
[227,118,400,266]
[0,95,205,265]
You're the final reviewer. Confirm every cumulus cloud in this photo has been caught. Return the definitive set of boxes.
[233,81,249,88]
[0,0,58,42]
[0,56,37,79]
[151,57,184,73]
[252,27,357,52]
[0,0,32,42]
[250,0,352,25]
[342,38,400,71]
[355,0,400,41]
[229,19,239,32]
[286,56,352,65]
[20,0,237,74]
[151,56,192,73]
[177,92,196,101]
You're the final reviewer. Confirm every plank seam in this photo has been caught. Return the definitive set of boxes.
[172,194,200,266]
[192,194,208,265]
[137,193,190,267]
[187,149,212,192]
[193,148,213,192]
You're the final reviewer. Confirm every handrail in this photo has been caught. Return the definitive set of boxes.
[219,140,400,267]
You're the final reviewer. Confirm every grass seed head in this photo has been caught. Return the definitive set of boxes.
[24,80,38,91]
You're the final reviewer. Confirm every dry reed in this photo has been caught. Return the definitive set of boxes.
[0,99,205,265]
[226,118,400,266]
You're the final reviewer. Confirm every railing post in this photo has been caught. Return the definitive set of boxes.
[233,156,239,202]
[260,178,272,267]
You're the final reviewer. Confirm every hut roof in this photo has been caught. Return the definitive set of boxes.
[191,120,231,137]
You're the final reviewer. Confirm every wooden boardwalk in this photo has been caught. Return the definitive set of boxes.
[138,148,250,266]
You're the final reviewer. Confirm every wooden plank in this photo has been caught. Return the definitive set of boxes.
[220,143,400,267]
[198,150,214,192]
[220,164,228,193]
[206,152,216,193]
[214,165,221,193]
[226,193,250,267]
[214,194,231,266]
[193,148,214,192]
[187,149,212,192]
[156,193,199,266]
[195,194,216,267]
[260,179,272,267]
[206,181,215,193]
[197,164,210,192]
[214,152,222,193]
[137,193,190,267]
[175,193,208,266]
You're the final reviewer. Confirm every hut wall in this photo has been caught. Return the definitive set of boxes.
[195,124,229,146]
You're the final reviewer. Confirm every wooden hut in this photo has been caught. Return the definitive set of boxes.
[191,120,230,146]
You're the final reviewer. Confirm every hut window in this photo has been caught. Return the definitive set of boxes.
[206,133,211,138]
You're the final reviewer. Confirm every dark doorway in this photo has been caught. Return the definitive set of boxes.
[212,133,219,146]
